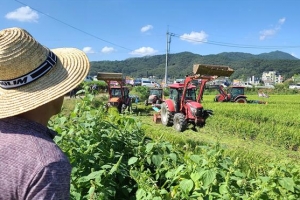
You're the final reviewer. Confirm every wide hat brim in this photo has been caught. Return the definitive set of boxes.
[0,48,90,119]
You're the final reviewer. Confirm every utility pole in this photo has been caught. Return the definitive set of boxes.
[164,31,174,86]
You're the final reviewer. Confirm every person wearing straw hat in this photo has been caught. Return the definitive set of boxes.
[0,27,90,199]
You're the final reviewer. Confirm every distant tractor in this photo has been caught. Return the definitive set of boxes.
[214,85,247,103]
[160,64,234,132]
[145,87,164,106]
[97,72,132,113]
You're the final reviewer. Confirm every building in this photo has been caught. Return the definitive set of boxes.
[261,71,283,85]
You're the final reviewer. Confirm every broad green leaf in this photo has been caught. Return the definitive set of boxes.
[147,156,151,165]
[160,189,168,195]
[190,155,201,164]
[152,155,163,167]
[180,179,194,194]
[78,170,104,183]
[236,179,245,187]
[191,172,201,182]
[175,165,185,175]
[234,170,245,178]
[128,157,138,165]
[279,177,295,192]
[165,170,174,179]
[169,153,177,163]
[219,184,228,194]
[146,142,154,153]
[259,176,270,183]
[202,169,216,187]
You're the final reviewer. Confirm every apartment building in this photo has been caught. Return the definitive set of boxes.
[261,71,283,85]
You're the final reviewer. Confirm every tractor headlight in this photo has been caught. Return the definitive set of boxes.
[190,106,197,116]
[190,106,202,117]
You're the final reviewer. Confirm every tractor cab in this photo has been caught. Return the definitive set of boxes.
[97,72,132,113]
[227,86,245,99]
[145,87,164,106]
[149,88,163,98]
[111,86,129,98]
[111,87,122,97]
[169,83,198,112]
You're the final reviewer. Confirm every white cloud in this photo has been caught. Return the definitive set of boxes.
[82,47,95,54]
[101,46,114,54]
[5,6,39,22]
[180,31,208,44]
[259,17,286,40]
[129,47,157,56]
[291,53,298,58]
[278,17,286,24]
[141,25,153,33]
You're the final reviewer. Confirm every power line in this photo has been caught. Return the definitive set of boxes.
[14,0,300,51]
[171,33,300,49]
[14,0,134,52]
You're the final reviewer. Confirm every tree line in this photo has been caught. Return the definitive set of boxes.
[89,51,300,81]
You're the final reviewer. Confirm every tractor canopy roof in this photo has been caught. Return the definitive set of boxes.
[229,86,245,89]
[149,87,163,91]
[168,83,196,89]
[111,85,129,89]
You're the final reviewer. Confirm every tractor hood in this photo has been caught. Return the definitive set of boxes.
[109,97,120,103]
[186,100,203,109]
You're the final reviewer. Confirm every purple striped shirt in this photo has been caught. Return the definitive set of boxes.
[0,117,71,200]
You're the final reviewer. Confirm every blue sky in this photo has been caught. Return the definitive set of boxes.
[1,0,300,61]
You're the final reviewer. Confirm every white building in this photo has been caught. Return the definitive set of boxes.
[261,71,283,85]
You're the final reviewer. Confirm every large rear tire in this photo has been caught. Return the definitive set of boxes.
[173,113,187,132]
[160,102,174,126]
[235,98,247,103]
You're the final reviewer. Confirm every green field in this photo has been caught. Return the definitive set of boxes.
[140,94,300,168]
[56,93,300,199]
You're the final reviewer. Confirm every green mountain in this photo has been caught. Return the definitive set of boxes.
[90,51,300,80]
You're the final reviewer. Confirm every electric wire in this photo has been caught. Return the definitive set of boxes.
[14,0,300,51]
[171,33,300,49]
[14,0,134,52]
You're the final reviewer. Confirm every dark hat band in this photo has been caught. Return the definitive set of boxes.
[0,50,57,89]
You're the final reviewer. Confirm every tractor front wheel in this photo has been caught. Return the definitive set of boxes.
[173,113,187,132]
[160,102,174,126]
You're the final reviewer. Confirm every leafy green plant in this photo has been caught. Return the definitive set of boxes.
[48,92,300,199]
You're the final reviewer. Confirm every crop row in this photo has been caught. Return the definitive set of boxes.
[203,95,300,151]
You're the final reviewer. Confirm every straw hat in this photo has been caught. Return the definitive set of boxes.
[0,27,90,119]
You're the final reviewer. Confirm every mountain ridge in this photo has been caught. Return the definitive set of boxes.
[90,51,300,80]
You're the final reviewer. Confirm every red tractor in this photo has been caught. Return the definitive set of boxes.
[160,64,234,132]
[97,72,132,113]
[214,85,248,103]
[144,87,164,106]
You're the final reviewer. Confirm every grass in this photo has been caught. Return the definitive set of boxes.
[60,93,300,175]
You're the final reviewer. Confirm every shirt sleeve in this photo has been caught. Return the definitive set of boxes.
[25,161,72,200]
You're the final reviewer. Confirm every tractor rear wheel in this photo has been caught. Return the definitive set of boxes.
[160,102,174,126]
[235,98,247,103]
[173,113,187,132]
